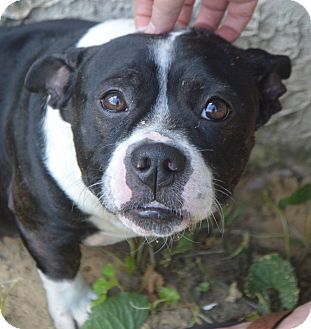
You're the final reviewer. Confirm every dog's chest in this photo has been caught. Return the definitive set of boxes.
[83,215,137,246]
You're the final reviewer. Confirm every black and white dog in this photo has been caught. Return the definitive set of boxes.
[0,18,290,328]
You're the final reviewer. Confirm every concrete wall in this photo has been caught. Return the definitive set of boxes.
[2,0,311,172]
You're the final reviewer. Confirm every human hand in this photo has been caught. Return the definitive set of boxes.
[216,302,311,329]
[134,0,258,42]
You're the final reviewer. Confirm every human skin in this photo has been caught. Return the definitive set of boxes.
[217,302,311,329]
[134,0,258,42]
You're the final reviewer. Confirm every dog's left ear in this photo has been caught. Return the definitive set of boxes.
[244,49,291,128]
[25,48,84,108]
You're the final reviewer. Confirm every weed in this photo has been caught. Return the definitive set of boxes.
[244,253,299,312]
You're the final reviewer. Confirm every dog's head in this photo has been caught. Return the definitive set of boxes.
[25,29,291,237]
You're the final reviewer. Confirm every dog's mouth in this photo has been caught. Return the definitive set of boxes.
[120,201,188,236]
[129,200,182,218]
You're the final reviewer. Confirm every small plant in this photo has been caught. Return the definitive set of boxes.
[278,183,311,211]
[82,292,149,329]
[85,261,182,329]
[277,183,311,257]
[244,253,299,312]
[266,183,311,258]
[92,263,122,306]
[198,281,210,293]
[152,287,181,309]
[85,263,150,329]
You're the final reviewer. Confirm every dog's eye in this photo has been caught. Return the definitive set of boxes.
[201,97,231,121]
[100,91,127,112]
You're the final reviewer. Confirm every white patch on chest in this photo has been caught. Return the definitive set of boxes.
[43,106,136,244]
[43,107,105,218]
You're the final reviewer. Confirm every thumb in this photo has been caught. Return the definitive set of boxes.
[145,0,186,33]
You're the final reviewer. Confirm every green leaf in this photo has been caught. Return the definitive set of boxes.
[244,254,299,310]
[158,287,180,305]
[102,263,116,279]
[92,263,120,306]
[278,184,311,211]
[93,278,111,295]
[198,282,210,293]
[82,292,149,329]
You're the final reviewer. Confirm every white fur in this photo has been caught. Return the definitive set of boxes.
[43,106,105,218]
[77,19,135,48]
[150,37,174,120]
[43,106,136,245]
[38,271,96,329]
[150,31,186,121]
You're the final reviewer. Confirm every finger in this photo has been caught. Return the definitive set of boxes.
[134,0,154,29]
[215,0,258,42]
[145,0,186,33]
[176,0,195,28]
[193,0,228,32]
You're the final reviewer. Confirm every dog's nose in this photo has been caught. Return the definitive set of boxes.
[131,143,187,192]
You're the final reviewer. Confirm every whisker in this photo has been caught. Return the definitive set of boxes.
[213,198,225,236]
[197,148,214,153]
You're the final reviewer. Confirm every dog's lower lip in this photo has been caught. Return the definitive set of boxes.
[131,207,177,219]
[123,206,183,222]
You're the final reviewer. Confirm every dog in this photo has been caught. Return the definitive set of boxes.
[0,18,291,329]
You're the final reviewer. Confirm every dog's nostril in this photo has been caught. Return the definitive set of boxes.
[166,159,180,172]
[136,157,151,171]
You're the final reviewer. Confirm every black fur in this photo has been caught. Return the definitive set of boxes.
[0,20,290,283]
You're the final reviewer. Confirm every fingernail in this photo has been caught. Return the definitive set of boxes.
[136,25,147,32]
[145,22,157,34]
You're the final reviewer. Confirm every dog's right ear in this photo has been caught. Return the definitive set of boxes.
[243,49,291,129]
[25,48,84,108]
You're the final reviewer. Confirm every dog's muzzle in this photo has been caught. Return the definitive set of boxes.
[101,130,215,237]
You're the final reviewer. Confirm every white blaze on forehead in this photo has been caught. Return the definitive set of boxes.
[150,31,186,120]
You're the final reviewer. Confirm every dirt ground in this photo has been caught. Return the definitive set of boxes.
[0,166,310,329]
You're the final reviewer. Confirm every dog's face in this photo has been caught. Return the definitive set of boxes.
[25,30,290,237]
